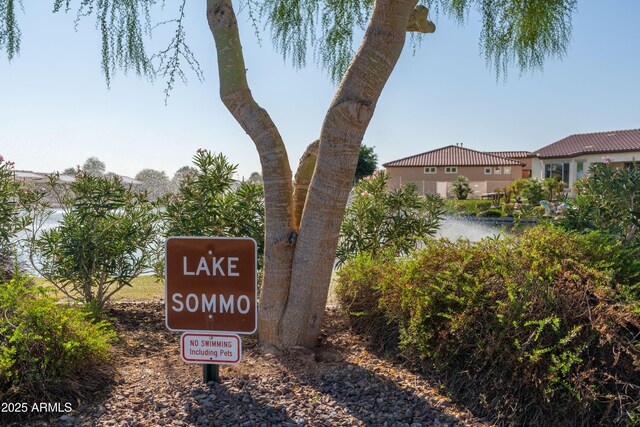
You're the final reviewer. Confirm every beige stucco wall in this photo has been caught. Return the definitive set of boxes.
[386,165,524,198]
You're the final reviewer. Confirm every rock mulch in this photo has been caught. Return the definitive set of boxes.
[20,301,492,426]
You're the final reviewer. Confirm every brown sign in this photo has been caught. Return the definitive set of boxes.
[165,237,257,334]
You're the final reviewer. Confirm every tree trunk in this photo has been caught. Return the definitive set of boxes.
[207,0,423,349]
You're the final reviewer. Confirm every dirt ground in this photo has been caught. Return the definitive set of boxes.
[9,300,492,427]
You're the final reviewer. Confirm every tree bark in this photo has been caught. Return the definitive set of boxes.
[207,0,296,346]
[207,0,427,349]
[278,0,420,348]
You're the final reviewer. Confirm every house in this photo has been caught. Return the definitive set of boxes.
[532,128,640,193]
[383,145,531,198]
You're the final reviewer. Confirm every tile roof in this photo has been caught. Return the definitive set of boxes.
[485,151,532,159]
[535,128,640,158]
[382,145,525,168]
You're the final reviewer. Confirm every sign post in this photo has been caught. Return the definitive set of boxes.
[165,237,257,383]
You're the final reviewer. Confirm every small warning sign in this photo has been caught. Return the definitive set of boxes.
[180,333,242,364]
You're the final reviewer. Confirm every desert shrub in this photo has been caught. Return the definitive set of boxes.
[158,149,265,272]
[450,176,471,200]
[0,277,114,404]
[453,202,469,215]
[521,178,545,204]
[29,173,158,306]
[474,201,491,212]
[477,208,502,217]
[502,203,515,216]
[336,225,640,425]
[532,205,546,218]
[561,163,640,245]
[0,156,43,280]
[337,170,444,265]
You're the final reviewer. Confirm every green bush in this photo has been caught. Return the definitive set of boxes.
[337,170,444,265]
[502,203,515,216]
[29,173,158,306]
[477,208,502,217]
[0,156,43,280]
[0,277,114,403]
[474,201,491,212]
[159,150,265,272]
[336,225,640,425]
[533,205,546,218]
[450,176,471,200]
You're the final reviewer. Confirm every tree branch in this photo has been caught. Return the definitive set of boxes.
[293,139,319,229]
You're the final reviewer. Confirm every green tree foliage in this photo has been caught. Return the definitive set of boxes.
[1,1,577,88]
[355,144,378,182]
[82,156,106,176]
[336,224,640,425]
[135,168,172,200]
[0,277,114,406]
[521,178,545,204]
[171,165,197,190]
[62,166,77,175]
[30,173,158,306]
[561,163,640,244]
[450,175,471,200]
[160,149,265,269]
[337,170,444,265]
[248,171,263,184]
[0,156,43,280]
[543,176,565,201]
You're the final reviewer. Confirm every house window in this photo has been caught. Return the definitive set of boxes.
[445,167,457,174]
[544,162,570,184]
[577,162,585,179]
[484,167,492,174]
[503,167,512,175]
[494,167,502,174]
[424,167,436,174]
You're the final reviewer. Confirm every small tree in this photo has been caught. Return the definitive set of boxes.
[450,176,472,200]
[355,145,378,182]
[337,170,444,265]
[159,150,265,271]
[543,177,566,201]
[135,168,172,200]
[30,173,158,306]
[82,157,106,176]
[248,172,263,184]
[521,178,545,205]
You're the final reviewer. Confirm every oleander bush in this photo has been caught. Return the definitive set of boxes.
[0,277,115,404]
[337,224,640,425]
[28,173,158,306]
[337,170,444,265]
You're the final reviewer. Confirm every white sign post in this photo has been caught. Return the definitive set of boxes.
[180,333,242,365]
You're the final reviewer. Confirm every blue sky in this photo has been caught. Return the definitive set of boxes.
[1,1,639,180]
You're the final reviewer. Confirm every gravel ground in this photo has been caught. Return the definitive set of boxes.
[12,301,492,427]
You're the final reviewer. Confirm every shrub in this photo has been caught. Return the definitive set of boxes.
[474,201,491,212]
[336,225,640,425]
[0,156,43,280]
[502,203,515,216]
[533,205,546,217]
[29,173,158,306]
[159,150,265,272]
[337,171,444,265]
[521,178,545,204]
[0,277,115,405]
[477,208,502,217]
[561,163,640,245]
[450,176,471,200]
